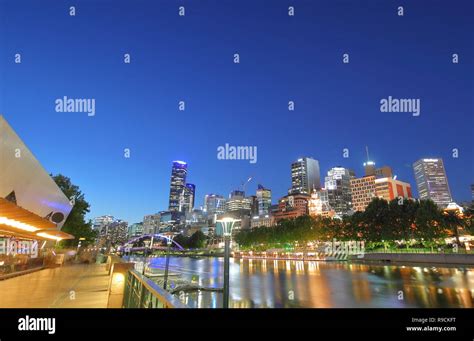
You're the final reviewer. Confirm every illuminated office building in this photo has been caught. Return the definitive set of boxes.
[181,183,195,213]
[350,176,376,212]
[256,184,272,216]
[413,158,452,208]
[324,167,353,216]
[289,157,321,194]
[168,161,188,212]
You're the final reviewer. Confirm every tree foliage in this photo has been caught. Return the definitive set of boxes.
[173,231,208,249]
[235,198,465,250]
[52,174,97,247]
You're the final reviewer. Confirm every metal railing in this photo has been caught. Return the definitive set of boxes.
[123,269,188,308]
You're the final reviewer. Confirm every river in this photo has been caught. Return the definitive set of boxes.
[142,256,474,308]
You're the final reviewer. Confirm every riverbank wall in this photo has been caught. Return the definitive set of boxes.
[351,253,474,266]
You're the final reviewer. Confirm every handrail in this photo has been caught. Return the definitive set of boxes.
[124,269,188,308]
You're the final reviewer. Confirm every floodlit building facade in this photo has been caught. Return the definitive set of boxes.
[375,177,412,201]
[274,194,309,222]
[168,161,188,212]
[324,167,353,216]
[256,184,272,216]
[350,176,376,212]
[289,157,321,195]
[413,158,452,208]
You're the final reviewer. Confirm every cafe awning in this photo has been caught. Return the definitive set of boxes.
[0,198,74,241]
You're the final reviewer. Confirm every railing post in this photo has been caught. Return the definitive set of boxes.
[107,262,134,308]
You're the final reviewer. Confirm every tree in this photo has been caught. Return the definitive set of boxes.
[52,174,97,247]
[188,231,207,249]
[442,209,464,246]
[414,199,445,242]
[173,234,189,249]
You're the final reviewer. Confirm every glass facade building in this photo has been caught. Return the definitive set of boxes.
[413,158,452,208]
[168,161,188,212]
[204,194,226,216]
[181,183,195,213]
[324,167,353,216]
[256,184,272,216]
[289,157,321,195]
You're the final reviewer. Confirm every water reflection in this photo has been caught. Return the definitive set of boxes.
[146,257,474,308]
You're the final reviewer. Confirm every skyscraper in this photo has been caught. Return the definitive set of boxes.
[413,158,452,208]
[289,157,321,195]
[181,183,195,213]
[204,194,226,216]
[324,167,353,216]
[256,184,272,216]
[168,161,188,212]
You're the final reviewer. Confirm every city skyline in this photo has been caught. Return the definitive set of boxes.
[1,0,472,224]
[92,153,467,224]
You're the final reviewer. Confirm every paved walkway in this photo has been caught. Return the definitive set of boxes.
[0,263,110,308]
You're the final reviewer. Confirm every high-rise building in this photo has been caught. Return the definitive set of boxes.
[470,184,474,203]
[362,147,392,179]
[413,158,452,208]
[168,161,188,212]
[99,219,128,250]
[248,195,259,217]
[204,194,226,216]
[363,161,376,177]
[375,177,412,201]
[92,215,115,232]
[324,167,353,216]
[143,213,161,234]
[350,176,376,212]
[159,211,184,231]
[375,166,393,179]
[185,209,207,226]
[256,184,272,216]
[289,157,321,194]
[225,190,251,212]
[181,183,195,213]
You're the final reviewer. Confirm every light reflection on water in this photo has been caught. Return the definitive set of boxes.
[146,256,474,308]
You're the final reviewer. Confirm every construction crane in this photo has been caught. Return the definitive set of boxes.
[241,176,253,193]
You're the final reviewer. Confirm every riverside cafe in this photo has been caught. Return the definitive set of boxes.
[0,197,74,276]
[0,114,74,276]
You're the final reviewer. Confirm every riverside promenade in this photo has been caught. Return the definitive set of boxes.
[0,263,110,308]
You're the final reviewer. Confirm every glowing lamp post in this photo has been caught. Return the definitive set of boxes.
[163,235,174,291]
[217,217,238,308]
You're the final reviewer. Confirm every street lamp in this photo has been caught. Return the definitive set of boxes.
[163,235,174,291]
[216,217,238,308]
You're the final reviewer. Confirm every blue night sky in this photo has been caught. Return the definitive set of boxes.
[1,0,473,224]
